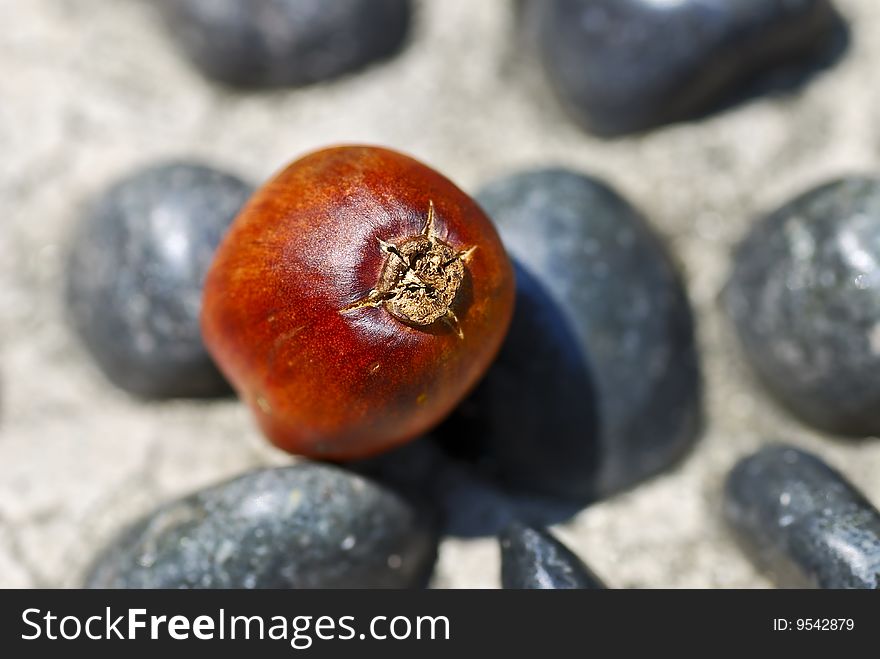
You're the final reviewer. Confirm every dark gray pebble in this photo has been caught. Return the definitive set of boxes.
[499,522,605,589]
[437,168,701,503]
[724,444,880,589]
[66,162,253,398]
[522,0,843,135]
[158,0,412,88]
[84,464,437,589]
[725,177,880,436]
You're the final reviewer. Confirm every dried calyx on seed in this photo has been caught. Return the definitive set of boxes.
[341,201,475,337]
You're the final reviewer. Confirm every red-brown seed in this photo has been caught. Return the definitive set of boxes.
[201,146,515,459]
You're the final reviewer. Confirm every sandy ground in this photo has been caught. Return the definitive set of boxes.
[3,0,880,589]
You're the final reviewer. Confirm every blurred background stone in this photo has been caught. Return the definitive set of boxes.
[521,0,848,136]
[499,522,606,589]
[158,0,413,88]
[65,162,253,398]
[724,444,880,588]
[85,464,437,588]
[436,168,701,503]
[725,177,880,436]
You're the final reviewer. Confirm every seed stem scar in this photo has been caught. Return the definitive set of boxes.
[339,200,474,339]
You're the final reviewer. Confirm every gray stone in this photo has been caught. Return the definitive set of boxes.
[725,177,880,436]
[158,0,412,88]
[724,444,880,589]
[437,168,701,502]
[65,162,253,398]
[499,522,605,589]
[84,464,437,589]
[523,0,844,135]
